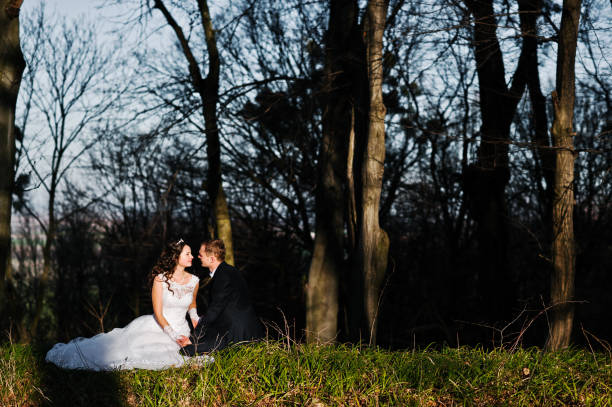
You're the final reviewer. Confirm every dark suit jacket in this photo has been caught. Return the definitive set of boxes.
[181,262,263,355]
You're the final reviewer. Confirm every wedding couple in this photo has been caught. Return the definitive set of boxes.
[45,239,264,371]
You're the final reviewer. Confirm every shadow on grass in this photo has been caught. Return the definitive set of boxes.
[33,344,128,407]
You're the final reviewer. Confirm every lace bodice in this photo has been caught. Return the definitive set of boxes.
[158,273,199,333]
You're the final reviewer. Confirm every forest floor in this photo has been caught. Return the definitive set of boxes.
[1,339,611,406]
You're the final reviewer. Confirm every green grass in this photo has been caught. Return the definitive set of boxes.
[2,340,611,406]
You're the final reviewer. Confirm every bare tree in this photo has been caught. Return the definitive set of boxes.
[17,8,117,338]
[150,0,235,264]
[461,0,532,322]
[0,0,25,315]
[546,0,582,351]
[352,0,391,346]
[306,0,391,345]
[521,0,555,220]
[306,0,360,343]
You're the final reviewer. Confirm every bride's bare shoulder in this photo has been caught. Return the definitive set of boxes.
[186,272,199,282]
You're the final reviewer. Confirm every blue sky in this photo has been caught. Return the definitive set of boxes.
[23,0,98,17]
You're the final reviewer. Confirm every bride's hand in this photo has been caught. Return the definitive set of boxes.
[191,318,198,328]
[176,335,190,347]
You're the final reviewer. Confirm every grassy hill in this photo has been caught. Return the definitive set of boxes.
[2,340,611,406]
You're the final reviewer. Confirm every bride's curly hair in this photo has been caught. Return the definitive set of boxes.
[149,238,186,293]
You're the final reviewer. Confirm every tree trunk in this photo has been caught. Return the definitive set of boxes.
[30,186,56,339]
[462,0,528,324]
[154,0,234,264]
[546,0,581,351]
[0,0,25,315]
[521,0,555,217]
[306,0,360,343]
[197,0,234,265]
[212,186,233,264]
[356,0,390,345]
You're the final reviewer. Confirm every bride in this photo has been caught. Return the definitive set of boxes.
[46,239,209,370]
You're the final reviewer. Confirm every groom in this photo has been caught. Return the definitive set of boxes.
[179,239,264,355]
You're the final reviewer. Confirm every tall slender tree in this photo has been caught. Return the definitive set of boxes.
[306,0,361,343]
[0,0,25,314]
[307,0,391,344]
[462,0,530,322]
[546,0,581,351]
[520,0,555,218]
[354,0,390,345]
[152,0,234,265]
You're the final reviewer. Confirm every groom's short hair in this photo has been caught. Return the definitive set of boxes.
[201,239,226,262]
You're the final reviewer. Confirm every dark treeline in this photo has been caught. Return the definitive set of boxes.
[1,0,611,351]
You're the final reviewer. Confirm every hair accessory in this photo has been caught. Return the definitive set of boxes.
[174,238,185,245]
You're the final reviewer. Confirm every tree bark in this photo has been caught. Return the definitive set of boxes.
[197,0,234,265]
[356,0,390,346]
[153,0,234,264]
[546,0,581,351]
[0,0,25,314]
[462,0,529,323]
[306,0,360,343]
[520,0,555,217]
[30,183,57,338]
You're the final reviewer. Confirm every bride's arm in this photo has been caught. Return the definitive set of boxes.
[152,277,185,343]
[188,282,200,328]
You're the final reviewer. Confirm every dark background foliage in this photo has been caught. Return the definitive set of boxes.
[3,0,611,349]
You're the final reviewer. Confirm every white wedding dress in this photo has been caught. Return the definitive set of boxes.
[46,273,210,370]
